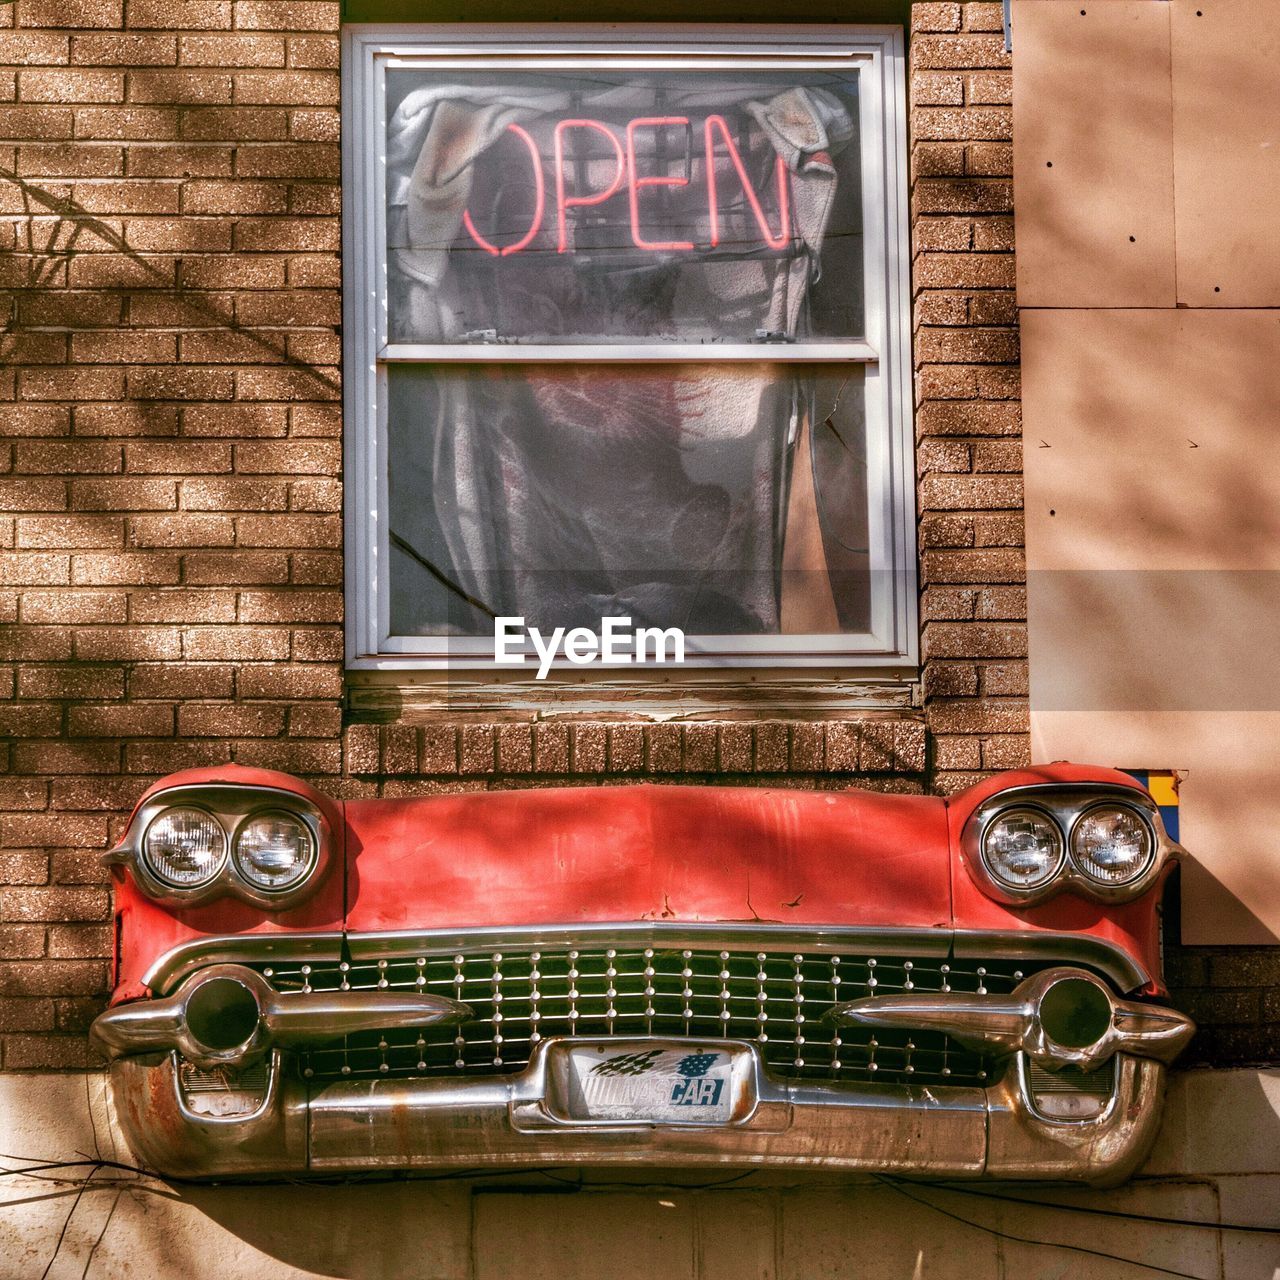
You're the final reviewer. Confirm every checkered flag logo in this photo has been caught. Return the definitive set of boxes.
[591,1049,662,1077]
[676,1052,719,1078]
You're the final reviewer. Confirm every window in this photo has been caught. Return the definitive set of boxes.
[343,25,914,670]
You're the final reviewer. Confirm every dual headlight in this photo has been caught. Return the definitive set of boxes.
[140,805,317,897]
[974,792,1166,903]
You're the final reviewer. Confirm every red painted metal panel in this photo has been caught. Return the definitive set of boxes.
[111,763,1168,1003]
[342,784,952,934]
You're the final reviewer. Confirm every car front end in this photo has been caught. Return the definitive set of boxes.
[93,763,1193,1185]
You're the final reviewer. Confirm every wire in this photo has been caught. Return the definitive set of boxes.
[874,1177,1216,1280]
[910,1180,1280,1236]
[40,1164,97,1280]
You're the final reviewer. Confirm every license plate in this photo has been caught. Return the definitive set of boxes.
[553,1041,748,1125]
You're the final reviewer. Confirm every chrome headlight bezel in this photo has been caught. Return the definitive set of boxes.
[979,804,1066,893]
[1068,801,1158,889]
[106,784,329,909]
[231,809,319,894]
[963,783,1179,906]
[140,805,229,890]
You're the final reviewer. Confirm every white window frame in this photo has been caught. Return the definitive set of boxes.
[343,23,916,671]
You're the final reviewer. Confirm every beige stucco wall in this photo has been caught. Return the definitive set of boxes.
[1014,0,1280,943]
[2,1070,1278,1279]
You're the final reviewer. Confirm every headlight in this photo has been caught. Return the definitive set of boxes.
[1071,804,1154,886]
[142,807,227,888]
[981,807,1064,891]
[233,811,316,892]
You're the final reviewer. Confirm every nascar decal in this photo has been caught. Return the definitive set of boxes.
[567,1045,737,1122]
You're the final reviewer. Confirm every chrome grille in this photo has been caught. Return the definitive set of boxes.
[255,938,1046,1088]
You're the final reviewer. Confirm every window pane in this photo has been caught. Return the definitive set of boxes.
[385,69,863,345]
[386,363,871,637]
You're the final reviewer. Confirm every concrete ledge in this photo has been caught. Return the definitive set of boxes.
[0,1069,1277,1279]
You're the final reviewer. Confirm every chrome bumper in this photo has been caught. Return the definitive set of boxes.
[106,1043,1169,1186]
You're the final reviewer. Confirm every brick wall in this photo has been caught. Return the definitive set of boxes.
[909,2,1028,792]
[0,0,345,1068]
[0,0,1271,1072]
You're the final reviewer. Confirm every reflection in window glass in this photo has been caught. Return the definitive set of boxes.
[387,364,869,637]
[385,70,863,345]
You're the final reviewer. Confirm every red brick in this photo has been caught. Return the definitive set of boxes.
[181,106,285,140]
[184,549,288,584]
[20,590,125,624]
[128,513,234,547]
[912,3,962,33]
[0,32,69,63]
[127,142,232,177]
[286,34,338,69]
[46,924,112,959]
[18,0,122,24]
[72,552,179,585]
[16,515,124,549]
[177,703,285,736]
[74,106,178,140]
[238,589,339,623]
[0,926,46,960]
[10,740,120,774]
[129,588,235,623]
[75,402,179,436]
[233,738,339,774]
[236,513,340,548]
[287,703,339,736]
[127,663,233,698]
[66,702,174,737]
[72,31,176,64]
[129,70,233,104]
[0,405,69,438]
[0,851,48,886]
[183,403,287,436]
[18,664,123,700]
[182,625,287,660]
[20,366,126,400]
[233,2,338,32]
[71,477,178,511]
[233,216,337,252]
[183,477,287,511]
[570,725,604,774]
[0,553,69,585]
[180,33,284,65]
[912,34,1010,71]
[0,478,66,511]
[0,626,71,661]
[126,0,231,28]
[235,439,338,474]
[2,1035,99,1068]
[74,625,180,661]
[20,68,124,103]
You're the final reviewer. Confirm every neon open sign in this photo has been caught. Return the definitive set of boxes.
[461,115,792,257]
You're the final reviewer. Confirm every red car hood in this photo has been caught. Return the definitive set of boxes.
[343,784,951,933]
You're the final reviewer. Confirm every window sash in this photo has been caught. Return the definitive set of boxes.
[343,25,916,670]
